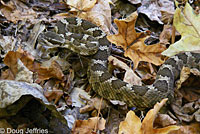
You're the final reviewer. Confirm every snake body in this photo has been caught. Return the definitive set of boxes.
[40,17,200,109]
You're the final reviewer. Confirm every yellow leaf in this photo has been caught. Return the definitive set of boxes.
[119,111,142,134]
[162,2,200,57]
[118,98,180,134]
[67,0,97,11]
[107,12,166,69]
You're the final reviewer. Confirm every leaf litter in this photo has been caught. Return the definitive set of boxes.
[0,0,200,134]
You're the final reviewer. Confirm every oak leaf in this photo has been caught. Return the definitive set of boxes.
[107,11,166,69]
[119,98,180,134]
[162,2,200,57]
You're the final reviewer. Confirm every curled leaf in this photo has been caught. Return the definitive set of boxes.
[119,98,180,134]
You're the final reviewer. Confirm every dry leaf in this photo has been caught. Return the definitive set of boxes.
[72,117,106,134]
[67,0,97,11]
[15,59,33,83]
[142,99,180,134]
[154,114,177,127]
[176,67,200,101]
[171,98,200,122]
[159,25,174,45]
[176,67,191,90]
[0,68,15,80]
[119,110,142,134]
[107,11,166,69]
[0,0,37,23]
[135,62,157,84]
[79,96,108,114]
[138,0,175,24]
[162,2,200,57]
[3,48,64,81]
[0,36,16,58]
[44,90,63,104]
[171,66,200,122]
[64,0,111,34]
[119,98,180,134]
[4,48,34,78]
[169,123,200,134]
[108,56,142,85]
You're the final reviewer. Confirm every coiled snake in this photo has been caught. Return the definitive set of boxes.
[39,17,200,110]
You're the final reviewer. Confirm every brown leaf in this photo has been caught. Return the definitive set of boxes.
[36,60,64,82]
[159,25,173,45]
[107,12,166,69]
[15,59,33,83]
[171,66,200,122]
[0,69,15,80]
[108,56,142,85]
[176,67,191,90]
[4,48,34,78]
[54,0,111,34]
[142,99,180,134]
[72,117,106,134]
[169,123,200,134]
[119,110,142,134]
[44,90,63,104]
[78,0,111,34]
[79,96,108,114]
[136,63,157,85]
[154,114,177,128]
[3,48,64,81]
[119,98,180,134]
[138,0,175,24]
[0,0,37,23]
[176,67,200,101]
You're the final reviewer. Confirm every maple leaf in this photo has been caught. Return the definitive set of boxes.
[107,11,166,69]
[162,2,200,57]
[118,98,180,134]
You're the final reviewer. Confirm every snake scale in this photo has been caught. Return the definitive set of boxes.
[39,17,200,110]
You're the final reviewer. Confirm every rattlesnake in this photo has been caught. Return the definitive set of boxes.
[39,17,200,110]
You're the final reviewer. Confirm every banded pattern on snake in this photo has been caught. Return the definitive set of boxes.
[39,17,200,109]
